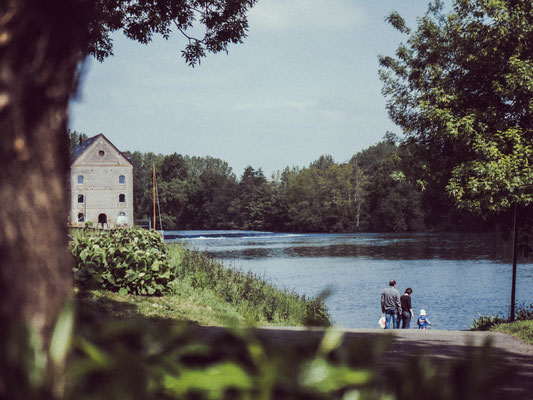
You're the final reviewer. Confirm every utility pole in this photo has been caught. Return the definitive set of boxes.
[510,203,519,321]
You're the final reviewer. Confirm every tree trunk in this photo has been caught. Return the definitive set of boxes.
[0,0,92,344]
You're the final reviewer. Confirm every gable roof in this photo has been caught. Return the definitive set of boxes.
[70,133,132,165]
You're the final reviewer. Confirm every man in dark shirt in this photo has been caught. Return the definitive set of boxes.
[381,280,401,329]
[400,288,414,329]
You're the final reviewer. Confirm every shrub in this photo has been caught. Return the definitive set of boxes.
[471,303,533,331]
[71,229,174,296]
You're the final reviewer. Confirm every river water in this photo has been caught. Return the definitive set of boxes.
[165,231,533,330]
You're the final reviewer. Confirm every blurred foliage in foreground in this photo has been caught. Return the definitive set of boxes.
[1,302,516,400]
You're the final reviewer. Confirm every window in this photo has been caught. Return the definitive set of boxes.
[78,213,84,222]
[98,150,105,157]
[77,175,84,184]
[78,194,84,204]
[119,194,125,203]
[119,175,126,184]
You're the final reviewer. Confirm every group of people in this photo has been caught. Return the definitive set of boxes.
[380,280,431,329]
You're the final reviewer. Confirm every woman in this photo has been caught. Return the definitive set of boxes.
[400,288,414,329]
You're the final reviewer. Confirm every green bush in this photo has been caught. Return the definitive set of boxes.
[471,303,533,331]
[71,229,174,296]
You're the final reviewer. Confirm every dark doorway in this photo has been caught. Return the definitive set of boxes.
[98,213,107,228]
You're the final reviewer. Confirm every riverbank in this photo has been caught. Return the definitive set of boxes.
[68,228,533,399]
[471,306,533,344]
[167,230,533,330]
[490,320,533,344]
[71,228,330,327]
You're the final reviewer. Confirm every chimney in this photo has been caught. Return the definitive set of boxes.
[79,136,83,145]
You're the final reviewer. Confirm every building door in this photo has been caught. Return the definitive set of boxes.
[98,213,107,228]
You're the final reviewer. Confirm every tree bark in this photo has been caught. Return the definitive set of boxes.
[0,0,92,343]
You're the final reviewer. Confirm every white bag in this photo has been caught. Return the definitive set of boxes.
[378,313,386,329]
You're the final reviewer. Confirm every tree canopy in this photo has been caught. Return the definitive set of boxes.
[122,141,504,234]
[0,0,259,352]
[87,0,258,65]
[379,0,532,214]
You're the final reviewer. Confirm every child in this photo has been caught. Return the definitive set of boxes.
[417,309,432,329]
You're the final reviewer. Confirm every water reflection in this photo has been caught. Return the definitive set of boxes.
[172,232,518,262]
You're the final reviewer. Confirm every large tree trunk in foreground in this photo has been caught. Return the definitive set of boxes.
[0,0,91,343]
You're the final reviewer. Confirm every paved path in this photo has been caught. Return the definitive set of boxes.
[199,326,533,399]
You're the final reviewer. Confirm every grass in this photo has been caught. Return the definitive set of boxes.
[168,243,330,326]
[72,229,330,327]
[470,303,533,345]
[490,320,533,344]
[76,285,247,326]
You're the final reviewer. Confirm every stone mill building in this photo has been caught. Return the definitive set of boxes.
[70,134,134,228]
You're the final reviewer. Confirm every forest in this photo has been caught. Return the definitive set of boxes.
[70,131,506,233]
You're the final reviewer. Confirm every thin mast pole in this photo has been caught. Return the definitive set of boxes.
[153,162,156,231]
[155,171,163,231]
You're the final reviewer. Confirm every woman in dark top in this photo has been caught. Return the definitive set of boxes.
[400,288,414,329]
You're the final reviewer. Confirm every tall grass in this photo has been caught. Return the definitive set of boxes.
[167,244,331,327]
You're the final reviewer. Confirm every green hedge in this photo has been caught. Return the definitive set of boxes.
[70,228,174,296]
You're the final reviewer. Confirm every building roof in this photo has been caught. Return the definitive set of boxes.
[70,133,132,165]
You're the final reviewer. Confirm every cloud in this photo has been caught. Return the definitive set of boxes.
[248,0,367,34]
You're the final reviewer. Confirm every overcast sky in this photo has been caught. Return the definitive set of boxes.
[69,0,433,177]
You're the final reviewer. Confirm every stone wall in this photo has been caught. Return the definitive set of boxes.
[70,136,134,227]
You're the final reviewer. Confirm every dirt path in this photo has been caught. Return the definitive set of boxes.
[199,326,533,399]
[258,327,533,358]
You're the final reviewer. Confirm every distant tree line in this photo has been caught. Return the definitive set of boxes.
[118,140,503,233]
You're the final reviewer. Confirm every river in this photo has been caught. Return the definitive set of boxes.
[165,231,533,330]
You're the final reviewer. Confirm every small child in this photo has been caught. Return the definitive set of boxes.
[417,309,432,329]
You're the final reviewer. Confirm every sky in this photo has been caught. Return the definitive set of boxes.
[69,0,433,178]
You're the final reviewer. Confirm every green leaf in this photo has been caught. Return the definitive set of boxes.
[300,359,373,393]
[162,362,253,395]
[49,302,75,367]
[80,248,90,262]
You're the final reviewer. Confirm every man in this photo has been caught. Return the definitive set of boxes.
[381,280,401,329]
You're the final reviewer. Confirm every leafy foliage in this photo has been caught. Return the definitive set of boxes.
[87,0,258,66]
[67,129,88,152]
[379,0,533,214]
[2,304,517,400]
[471,303,533,331]
[71,228,174,296]
[127,144,509,233]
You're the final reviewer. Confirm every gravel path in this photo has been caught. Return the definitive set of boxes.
[255,327,533,357]
[199,326,533,399]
